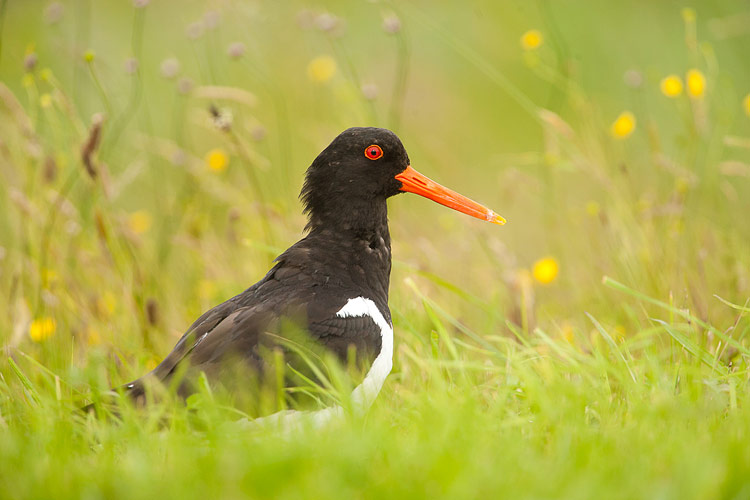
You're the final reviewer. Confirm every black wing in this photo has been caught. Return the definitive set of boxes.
[122,245,384,403]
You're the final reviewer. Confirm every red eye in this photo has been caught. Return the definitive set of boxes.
[364,145,383,160]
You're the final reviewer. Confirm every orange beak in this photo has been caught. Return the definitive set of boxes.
[395,166,506,225]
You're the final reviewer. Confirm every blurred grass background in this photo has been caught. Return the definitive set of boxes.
[2,1,750,498]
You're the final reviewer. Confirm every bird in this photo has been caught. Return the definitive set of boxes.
[96,127,504,422]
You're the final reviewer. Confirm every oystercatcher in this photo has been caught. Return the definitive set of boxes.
[109,127,504,421]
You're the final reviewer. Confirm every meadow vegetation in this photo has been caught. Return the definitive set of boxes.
[1,1,750,498]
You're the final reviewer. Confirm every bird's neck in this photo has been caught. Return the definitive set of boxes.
[305,198,392,311]
[306,196,388,234]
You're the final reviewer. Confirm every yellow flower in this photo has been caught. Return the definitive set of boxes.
[681,7,696,23]
[532,257,559,284]
[41,268,58,285]
[29,318,56,342]
[686,69,706,98]
[660,75,683,97]
[520,29,543,50]
[307,55,337,83]
[83,49,95,63]
[610,111,636,139]
[614,325,626,343]
[96,291,117,318]
[675,177,690,194]
[585,201,601,217]
[21,73,34,88]
[561,323,575,345]
[205,148,229,172]
[87,325,101,346]
[40,93,52,108]
[127,210,152,234]
[743,94,750,116]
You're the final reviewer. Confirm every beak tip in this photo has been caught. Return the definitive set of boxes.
[488,211,507,226]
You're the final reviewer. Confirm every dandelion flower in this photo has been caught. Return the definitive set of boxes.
[561,323,575,344]
[585,201,601,217]
[307,56,337,83]
[83,49,95,63]
[96,291,117,318]
[681,7,696,23]
[29,317,56,342]
[743,94,750,116]
[39,94,52,108]
[128,210,152,234]
[686,69,706,98]
[614,325,626,343]
[660,75,683,97]
[87,326,101,346]
[610,111,636,139]
[205,148,229,172]
[520,29,543,50]
[532,257,559,284]
[41,268,57,284]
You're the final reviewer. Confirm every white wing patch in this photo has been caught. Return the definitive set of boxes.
[248,296,393,431]
[335,297,394,408]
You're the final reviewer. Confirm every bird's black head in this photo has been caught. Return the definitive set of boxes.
[301,127,505,234]
[301,127,410,232]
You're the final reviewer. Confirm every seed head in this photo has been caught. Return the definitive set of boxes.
[44,3,64,24]
[177,77,194,95]
[204,10,220,30]
[24,53,38,72]
[186,22,204,40]
[227,42,246,59]
[124,57,139,74]
[623,69,643,89]
[361,83,378,100]
[382,15,401,34]
[315,13,338,32]
[160,58,180,79]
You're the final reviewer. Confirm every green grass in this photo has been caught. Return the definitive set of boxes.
[2,1,750,498]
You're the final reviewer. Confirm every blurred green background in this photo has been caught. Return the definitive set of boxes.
[2,1,750,498]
